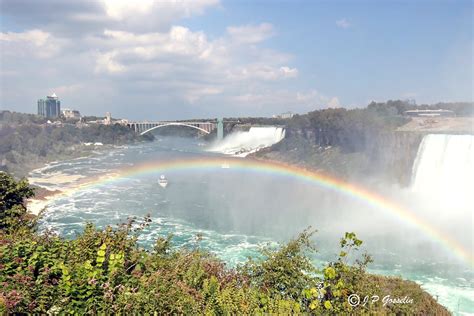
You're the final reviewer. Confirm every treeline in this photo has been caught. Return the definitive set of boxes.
[262,100,472,153]
[284,107,407,153]
[0,111,153,176]
[0,111,48,125]
[253,100,473,182]
[0,173,449,314]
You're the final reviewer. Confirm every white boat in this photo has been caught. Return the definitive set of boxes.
[158,175,168,188]
[221,163,230,169]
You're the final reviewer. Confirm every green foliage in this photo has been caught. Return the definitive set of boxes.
[0,172,35,231]
[0,175,449,314]
[242,227,319,300]
[0,111,153,176]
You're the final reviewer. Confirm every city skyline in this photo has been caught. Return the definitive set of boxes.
[1,0,472,120]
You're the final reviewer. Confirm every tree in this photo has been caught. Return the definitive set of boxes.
[0,172,34,231]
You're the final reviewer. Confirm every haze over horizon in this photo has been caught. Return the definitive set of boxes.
[0,0,472,120]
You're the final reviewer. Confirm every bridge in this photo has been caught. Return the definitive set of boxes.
[127,119,224,139]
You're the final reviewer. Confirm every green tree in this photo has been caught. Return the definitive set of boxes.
[0,172,34,231]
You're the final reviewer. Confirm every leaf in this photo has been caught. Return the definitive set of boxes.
[324,300,332,310]
[324,267,336,279]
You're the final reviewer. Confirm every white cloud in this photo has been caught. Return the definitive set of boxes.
[279,66,298,78]
[227,23,274,44]
[95,52,126,73]
[336,18,351,29]
[327,97,340,108]
[102,0,155,20]
[102,27,215,60]
[102,0,219,20]
[185,86,222,103]
[51,84,84,98]
[0,29,63,58]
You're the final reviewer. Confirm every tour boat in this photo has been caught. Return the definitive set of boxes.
[158,175,168,188]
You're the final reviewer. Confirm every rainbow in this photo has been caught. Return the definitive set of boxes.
[53,157,473,265]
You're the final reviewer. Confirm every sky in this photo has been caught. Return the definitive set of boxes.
[0,0,472,120]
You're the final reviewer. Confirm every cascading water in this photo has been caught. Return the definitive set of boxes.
[208,126,285,157]
[409,134,474,312]
[411,133,474,211]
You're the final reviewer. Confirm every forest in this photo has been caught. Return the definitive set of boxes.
[0,111,153,176]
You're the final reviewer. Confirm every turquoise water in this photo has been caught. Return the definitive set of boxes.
[32,139,473,314]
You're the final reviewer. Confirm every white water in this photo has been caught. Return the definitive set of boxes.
[410,134,474,313]
[209,126,285,157]
[411,134,474,211]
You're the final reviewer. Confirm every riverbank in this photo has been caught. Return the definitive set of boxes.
[24,145,125,215]
[26,171,90,215]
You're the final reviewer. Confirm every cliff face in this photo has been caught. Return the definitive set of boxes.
[369,131,424,186]
[253,127,424,186]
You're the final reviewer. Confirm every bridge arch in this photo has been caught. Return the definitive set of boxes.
[139,122,211,135]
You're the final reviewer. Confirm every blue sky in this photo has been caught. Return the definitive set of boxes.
[0,0,472,119]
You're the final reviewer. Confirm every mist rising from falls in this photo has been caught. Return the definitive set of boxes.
[411,134,474,211]
[208,126,285,157]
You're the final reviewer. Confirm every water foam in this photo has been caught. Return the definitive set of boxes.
[411,134,474,211]
[209,126,285,157]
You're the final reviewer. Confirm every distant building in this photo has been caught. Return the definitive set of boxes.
[404,109,455,117]
[61,108,81,119]
[273,111,294,119]
[38,93,61,118]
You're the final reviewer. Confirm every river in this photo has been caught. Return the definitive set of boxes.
[29,137,473,314]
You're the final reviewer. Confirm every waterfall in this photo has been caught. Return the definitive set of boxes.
[208,126,285,157]
[411,134,474,208]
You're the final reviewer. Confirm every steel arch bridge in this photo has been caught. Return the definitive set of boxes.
[127,121,217,136]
